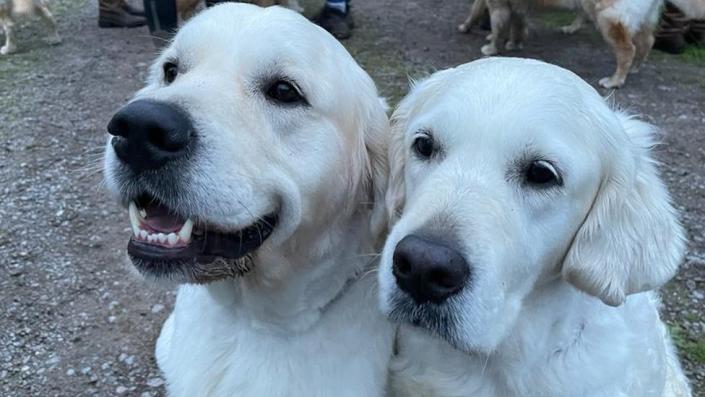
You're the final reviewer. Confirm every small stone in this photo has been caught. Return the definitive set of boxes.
[686,279,697,290]
[108,316,117,323]
[81,366,91,374]
[45,356,60,366]
[124,355,135,366]
[140,392,153,397]
[116,386,128,394]
[101,362,110,370]
[691,259,705,271]
[146,377,164,388]
[66,368,76,376]
[693,291,704,300]
[151,304,165,314]
[118,353,127,362]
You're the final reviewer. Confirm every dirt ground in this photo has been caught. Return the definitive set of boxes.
[0,0,703,395]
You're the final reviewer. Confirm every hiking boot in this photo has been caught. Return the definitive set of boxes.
[655,28,687,53]
[654,2,687,54]
[313,6,353,40]
[121,0,145,17]
[686,20,705,45]
[99,0,147,28]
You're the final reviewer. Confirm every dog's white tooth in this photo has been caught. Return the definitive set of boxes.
[157,233,167,243]
[179,219,194,243]
[167,233,178,246]
[139,230,148,240]
[147,234,156,243]
[128,202,140,236]
[139,208,147,219]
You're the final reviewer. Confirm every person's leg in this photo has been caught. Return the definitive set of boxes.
[314,0,353,40]
[143,0,178,42]
[99,0,147,28]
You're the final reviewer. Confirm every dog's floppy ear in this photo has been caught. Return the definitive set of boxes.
[361,97,391,241]
[385,108,408,224]
[562,113,686,306]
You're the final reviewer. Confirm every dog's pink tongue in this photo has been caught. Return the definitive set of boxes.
[143,204,185,232]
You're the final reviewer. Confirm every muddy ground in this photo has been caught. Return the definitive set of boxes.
[0,0,704,395]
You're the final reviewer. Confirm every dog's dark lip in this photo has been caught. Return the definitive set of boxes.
[127,213,278,263]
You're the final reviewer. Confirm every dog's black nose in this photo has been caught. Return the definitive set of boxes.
[107,100,193,172]
[392,235,470,305]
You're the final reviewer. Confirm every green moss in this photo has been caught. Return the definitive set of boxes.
[653,44,705,67]
[679,45,705,66]
[538,9,577,29]
[668,322,705,365]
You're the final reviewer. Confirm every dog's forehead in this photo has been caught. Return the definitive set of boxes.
[403,58,607,144]
[174,4,336,63]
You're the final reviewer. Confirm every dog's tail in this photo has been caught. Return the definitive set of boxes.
[12,0,36,16]
[669,0,705,20]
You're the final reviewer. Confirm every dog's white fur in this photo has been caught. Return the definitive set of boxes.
[104,4,394,396]
[458,0,662,88]
[0,0,60,55]
[378,58,691,397]
[175,0,302,21]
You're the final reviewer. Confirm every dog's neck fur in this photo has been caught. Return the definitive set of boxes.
[156,207,395,396]
[207,209,375,332]
[392,280,678,396]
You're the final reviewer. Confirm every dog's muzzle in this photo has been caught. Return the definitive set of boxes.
[106,100,278,283]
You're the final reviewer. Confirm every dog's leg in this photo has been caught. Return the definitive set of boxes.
[482,4,510,56]
[0,19,17,55]
[458,0,487,33]
[560,13,586,34]
[630,26,654,74]
[36,3,62,46]
[506,12,526,50]
[596,18,635,88]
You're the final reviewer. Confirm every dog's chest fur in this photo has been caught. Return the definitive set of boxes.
[155,276,395,397]
[390,287,685,397]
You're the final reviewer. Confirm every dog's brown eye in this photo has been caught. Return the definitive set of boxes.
[413,135,435,159]
[163,62,178,84]
[266,80,304,104]
[526,160,562,186]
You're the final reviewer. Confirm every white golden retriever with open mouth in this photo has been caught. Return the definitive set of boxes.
[103,4,395,396]
[378,58,692,397]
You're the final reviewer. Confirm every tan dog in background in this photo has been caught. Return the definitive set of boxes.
[459,0,663,89]
[175,0,302,20]
[0,0,61,55]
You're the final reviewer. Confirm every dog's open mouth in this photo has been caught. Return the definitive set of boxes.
[125,194,277,282]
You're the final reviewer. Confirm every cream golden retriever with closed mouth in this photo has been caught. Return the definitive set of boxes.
[103,4,394,396]
[378,58,691,397]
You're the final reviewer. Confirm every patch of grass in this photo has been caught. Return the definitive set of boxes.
[538,9,577,29]
[668,322,705,365]
[653,44,705,67]
[679,45,705,66]
[344,29,416,108]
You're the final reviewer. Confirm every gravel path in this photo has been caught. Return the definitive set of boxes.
[1,0,703,395]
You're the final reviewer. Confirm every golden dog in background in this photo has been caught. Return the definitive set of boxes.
[459,0,664,88]
[0,0,61,55]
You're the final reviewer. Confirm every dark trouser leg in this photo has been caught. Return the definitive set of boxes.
[143,0,178,42]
